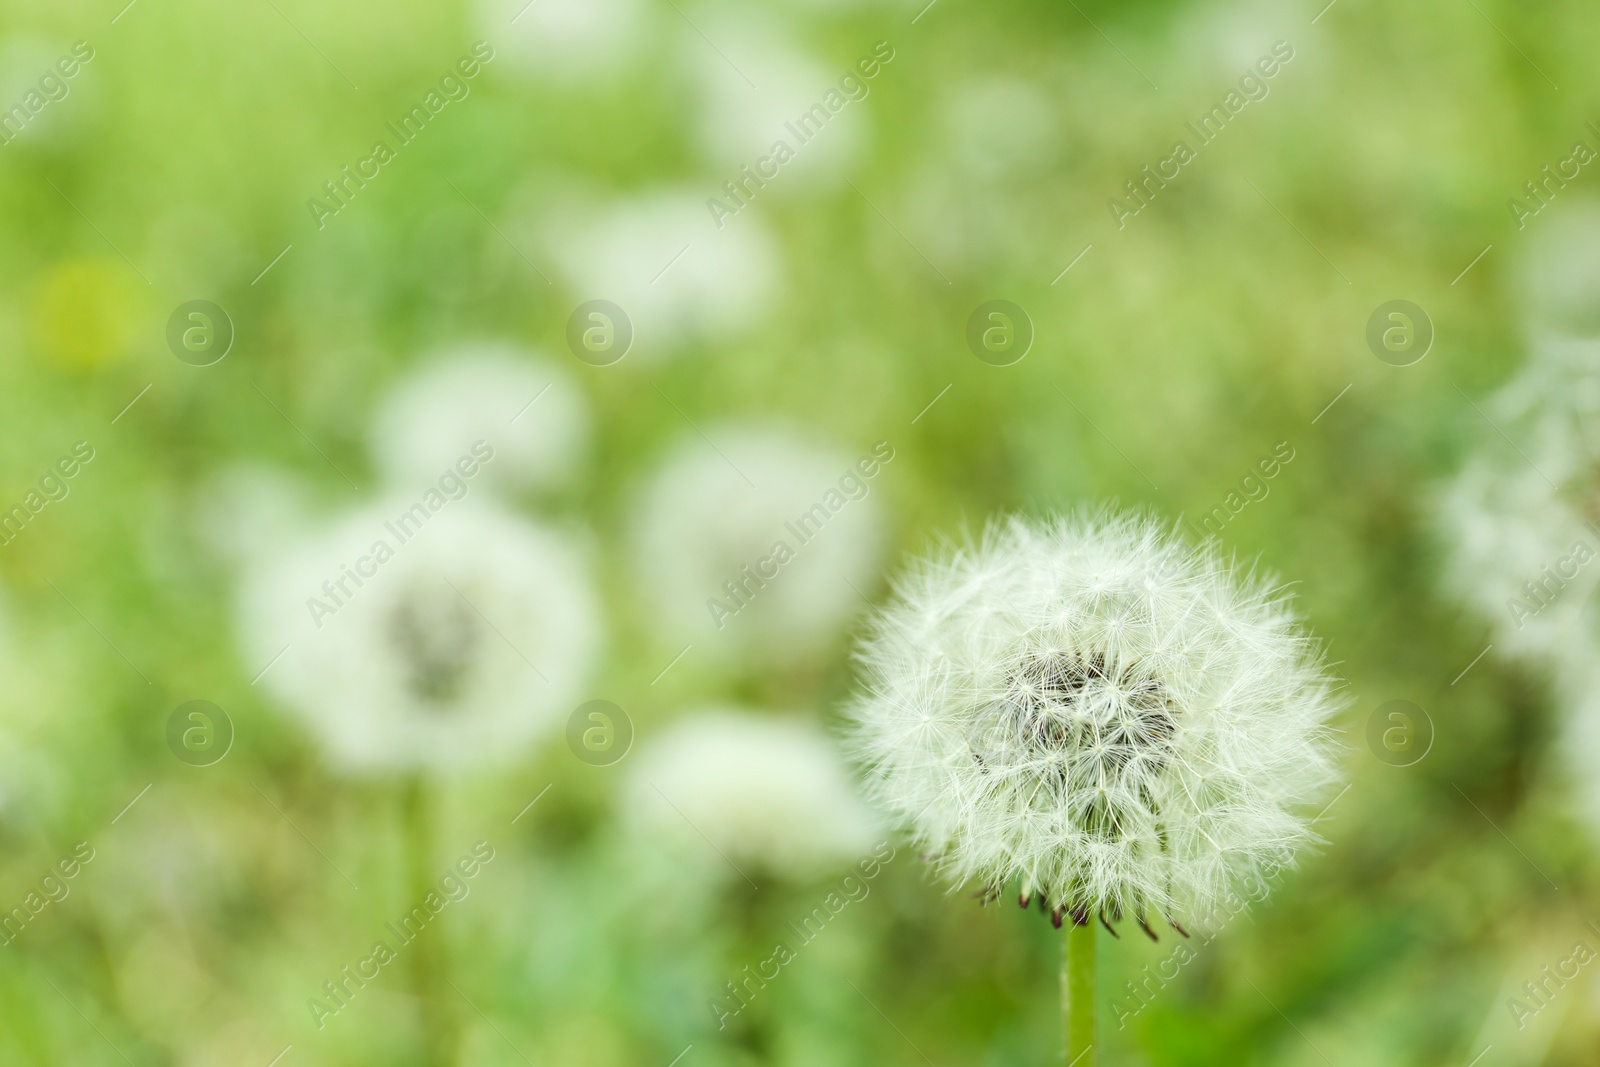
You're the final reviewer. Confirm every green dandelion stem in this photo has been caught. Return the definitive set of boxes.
[1062,919,1096,1067]
[403,775,455,1066]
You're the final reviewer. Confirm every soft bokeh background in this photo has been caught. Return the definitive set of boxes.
[2,0,1598,1063]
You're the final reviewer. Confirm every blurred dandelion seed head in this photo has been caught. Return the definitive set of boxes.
[624,710,880,881]
[545,188,780,355]
[937,78,1059,181]
[194,463,317,571]
[628,424,888,663]
[684,11,867,193]
[480,0,653,84]
[1521,201,1600,338]
[240,500,601,772]
[368,344,590,494]
[1437,305,1600,673]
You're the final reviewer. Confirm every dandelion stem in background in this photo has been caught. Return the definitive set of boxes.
[403,776,455,1065]
[1062,922,1096,1067]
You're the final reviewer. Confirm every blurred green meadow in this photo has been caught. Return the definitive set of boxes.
[1,0,1599,1063]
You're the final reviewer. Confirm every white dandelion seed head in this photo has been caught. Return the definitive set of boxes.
[628,424,888,663]
[624,709,881,881]
[545,188,780,356]
[845,511,1343,923]
[368,344,590,494]
[239,499,601,772]
[478,0,655,85]
[1435,332,1600,672]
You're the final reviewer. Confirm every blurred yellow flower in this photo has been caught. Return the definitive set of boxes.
[30,257,141,370]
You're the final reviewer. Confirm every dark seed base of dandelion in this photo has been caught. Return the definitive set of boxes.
[970,885,1191,939]
[966,649,1193,937]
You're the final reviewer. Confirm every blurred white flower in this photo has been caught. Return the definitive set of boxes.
[1436,331,1600,673]
[779,0,910,9]
[903,176,1022,277]
[1520,202,1600,337]
[368,345,590,494]
[194,463,315,571]
[0,749,24,824]
[0,581,83,803]
[1172,0,1301,77]
[628,424,889,663]
[476,0,654,85]
[0,36,97,151]
[1436,457,1597,671]
[1563,676,1600,842]
[239,499,600,772]
[846,511,1343,927]
[937,78,1059,181]
[624,709,880,880]
[1437,235,1600,855]
[682,11,866,193]
[905,78,1058,273]
[1483,331,1600,467]
[545,188,780,356]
